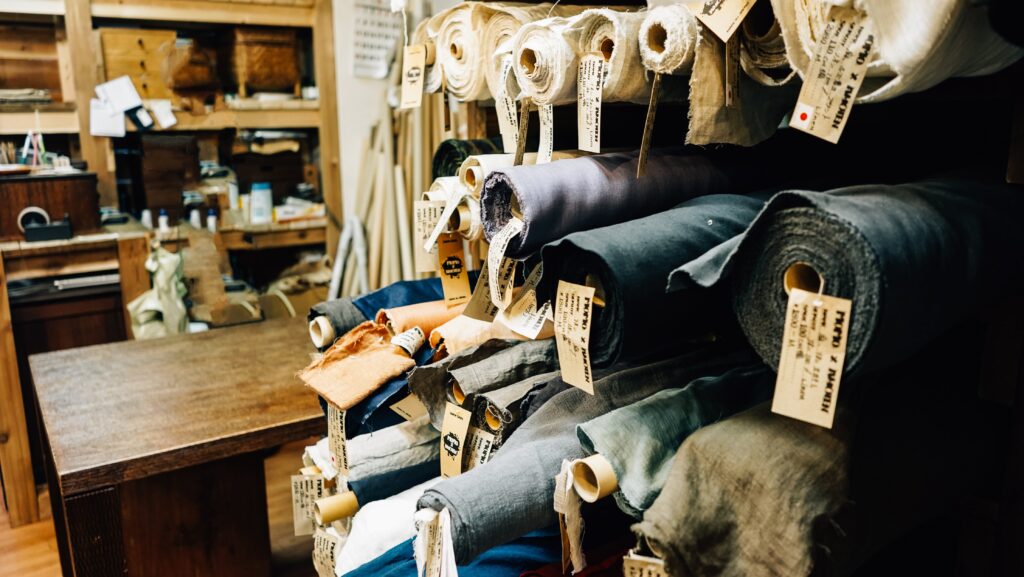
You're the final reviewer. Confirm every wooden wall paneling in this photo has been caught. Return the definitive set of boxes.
[0,250,39,527]
[313,0,341,260]
[64,0,117,207]
[116,235,150,338]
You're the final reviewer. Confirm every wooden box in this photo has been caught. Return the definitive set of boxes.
[231,28,300,97]
[99,28,176,100]
[0,173,101,241]
[141,134,200,222]
[0,25,72,102]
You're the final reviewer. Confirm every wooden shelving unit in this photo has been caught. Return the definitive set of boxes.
[125,107,322,132]
[0,0,65,16]
[0,109,79,134]
[90,0,315,26]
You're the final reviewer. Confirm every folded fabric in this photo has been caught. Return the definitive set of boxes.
[481,148,770,258]
[341,529,560,577]
[578,363,772,518]
[512,15,587,106]
[538,194,767,367]
[417,348,749,563]
[433,138,503,179]
[472,370,561,448]
[673,179,1024,377]
[345,342,437,438]
[576,9,650,103]
[638,5,698,75]
[348,414,440,482]
[336,477,443,576]
[376,300,467,336]
[771,0,1023,103]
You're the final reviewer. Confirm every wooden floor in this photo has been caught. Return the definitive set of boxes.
[0,439,318,577]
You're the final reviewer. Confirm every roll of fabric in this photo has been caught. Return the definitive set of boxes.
[771,0,1023,103]
[433,2,493,102]
[336,478,443,576]
[350,458,440,508]
[739,2,796,86]
[576,9,650,103]
[538,194,767,367]
[376,300,467,336]
[577,363,772,518]
[429,313,549,358]
[458,152,586,199]
[427,176,464,202]
[638,5,698,75]
[412,18,443,94]
[482,148,762,258]
[433,137,503,179]
[512,15,586,106]
[347,414,440,482]
[471,370,561,448]
[417,348,747,563]
[672,179,1024,377]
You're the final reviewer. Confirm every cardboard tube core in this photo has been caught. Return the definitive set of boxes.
[425,41,436,65]
[521,48,538,75]
[449,205,471,233]
[783,262,824,295]
[648,23,668,54]
[450,41,463,59]
[299,465,321,476]
[466,166,482,189]
[484,405,502,430]
[314,491,360,525]
[309,316,335,348]
[451,382,466,404]
[572,454,618,503]
[599,38,615,61]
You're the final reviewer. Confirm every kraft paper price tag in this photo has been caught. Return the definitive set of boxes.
[772,288,851,429]
[464,260,500,322]
[788,6,874,144]
[497,263,551,339]
[496,56,519,154]
[463,426,496,471]
[440,402,473,477]
[487,217,524,310]
[554,281,596,394]
[725,34,740,108]
[390,392,429,421]
[437,233,471,306]
[421,510,444,577]
[637,73,661,178]
[291,474,326,536]
[623,549,668,577]
[312,529,341,577]
[538,104,554,164]
[577,53,604,154]
[327,404,349,476]
[423,197,461,254]
[414,200,446,273]
[391,326,425,356]
[514,98,532,165]
[400,45,427,109]
[693,0,757,42]
[553,461,585,573]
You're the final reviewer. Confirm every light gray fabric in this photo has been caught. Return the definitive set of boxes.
[472,370,561,448]
[577,363,773,518]
[417,347,753,563]
[347,414,440,484]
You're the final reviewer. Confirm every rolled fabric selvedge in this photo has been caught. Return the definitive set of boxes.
[770,0,1022,103]
[576,363,772,518]
[672,179,1024,377]
[481,148,763,258]
[433,137,503,179]
[738,0,796,86]
[537,194,767,367]
[433,2,492,101]
[576,9,650,103]
[416,347,746,564]
[638,5,698,75]
[512,15,587,106]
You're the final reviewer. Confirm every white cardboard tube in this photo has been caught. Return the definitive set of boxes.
[572,454,618,503]
[314,491,360,525]
[309,316,336,348]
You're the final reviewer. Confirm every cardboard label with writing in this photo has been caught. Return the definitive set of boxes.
[414,200,446,273]
[486,217,524,310]
[440,402,473,478]
[788,6,874,144]
[554,281,596,394]
[390,392,429,421]
[637,72,661,178]
[291,474,326,536]
[423,197,461,254]
[725,34,740,108]
[391,326,425,356]
[623,550,668,577]
[538,104,554,164]
[437,233,471,306]
[496,56,519,154]
[421,510,444,577]
[312,529,341,577]
[400,45,426,109]
[577,53,604,154]
[463,426,496,471]
[693,0,757,42]
[327,404,349,476]
[772,288,851,429]
[497,263,551,339]
[464,260,500,322]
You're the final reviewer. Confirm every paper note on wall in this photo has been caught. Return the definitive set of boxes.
[353,0,404,79]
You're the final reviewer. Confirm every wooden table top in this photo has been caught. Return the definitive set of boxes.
[30,317,324,496]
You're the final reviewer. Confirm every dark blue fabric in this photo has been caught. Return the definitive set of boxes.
[352,272,480,320]
[340,528,560,577]
[349,458,441,506]
[347,344,436,437]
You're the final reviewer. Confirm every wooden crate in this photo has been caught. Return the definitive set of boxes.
[231,27,300,97]
[0,25,69,102]
[99,28,176,100]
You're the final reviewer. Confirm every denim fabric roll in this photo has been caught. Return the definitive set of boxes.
[340,529,560,577]
[471,370,561,448]
[417,348,748,563]
[349,459,440,507]
[577,362,773,518]
[433,138,503,179]
[481,148,763,257]
[538,194,767,367]
[672,179,1024,377]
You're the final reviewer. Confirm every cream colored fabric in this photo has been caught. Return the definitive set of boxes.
[577,9,650,103]
[739,10,796,86]
[771,0,1022,103]
[638,5,698,75]
[428,314,553,358]
[512,15,587,106]
[127,246,188,339]
[376,300,467,336]
[431,2,492,101]
[413,19,443,94]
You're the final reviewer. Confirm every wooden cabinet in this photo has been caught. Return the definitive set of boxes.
[0,173,101,241]
[98,28,176,100]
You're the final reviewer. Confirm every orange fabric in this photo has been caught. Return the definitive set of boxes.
[375,300,467,336]
[300,321,416,410]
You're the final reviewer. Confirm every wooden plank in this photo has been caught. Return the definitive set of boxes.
[0,250,40,527]
[30,317,323,496]
[218,226,325,250]
[0,0,64,15]
[116,235,150,338]
[0,111,79,135]
[124,108,320,132]
[314,0,341,260]
[90,0,314,27]
[65,0,117,207]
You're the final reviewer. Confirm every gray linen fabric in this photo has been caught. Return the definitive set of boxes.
[347,414,439,483]
[308,298,364,350]
[471,370,561,448]
[672,179,1024,376]
[577,363,773,518]
[416,347,752,564]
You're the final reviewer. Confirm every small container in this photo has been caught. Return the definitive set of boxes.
[140,209,153,230]
[206,208,218,233]
[250,182,273,225]
[158,208,170,233]
[189,209,202,229]
[239,194,251,224]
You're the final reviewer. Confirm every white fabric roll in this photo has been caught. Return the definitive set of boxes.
[413,19,443,94]
[771,0,1022,103]
[577,9,651,103]
[512,15,588,106]
[427,176,463,202]
[432,2,492,101]
[638,5,699,75]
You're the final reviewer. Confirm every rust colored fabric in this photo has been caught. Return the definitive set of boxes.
[300,321,416,410]
[375,300,467,337]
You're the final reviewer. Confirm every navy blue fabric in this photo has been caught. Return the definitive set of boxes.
[349,458,441,506]
[347,344,437,437]
[341,528,560,577]
[352,272,479,320]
